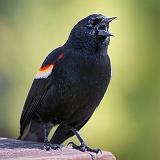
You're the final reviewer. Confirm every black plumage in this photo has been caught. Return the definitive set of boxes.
[18,14,115,152]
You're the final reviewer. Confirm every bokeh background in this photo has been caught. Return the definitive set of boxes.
[0,0,160,159]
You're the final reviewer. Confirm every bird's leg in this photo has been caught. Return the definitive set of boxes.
[68,129,101,154]
[43,123,50,151]
[43,123,61,151]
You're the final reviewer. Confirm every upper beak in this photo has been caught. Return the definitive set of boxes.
[107,17,117,23]
[97,16,116,37]
[100,16,117,24]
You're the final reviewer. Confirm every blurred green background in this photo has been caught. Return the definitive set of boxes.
[0,0,160,159]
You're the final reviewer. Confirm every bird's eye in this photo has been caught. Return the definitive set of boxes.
[92,18,103,25]
[87,17,103,28]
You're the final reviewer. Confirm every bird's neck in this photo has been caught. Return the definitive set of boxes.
[64,35,108,55]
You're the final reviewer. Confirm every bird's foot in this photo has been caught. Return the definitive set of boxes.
[67,141,101,154]
[43,141,61,151]
[43,123,62,151]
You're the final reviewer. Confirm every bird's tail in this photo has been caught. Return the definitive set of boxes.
[17,135,22,140]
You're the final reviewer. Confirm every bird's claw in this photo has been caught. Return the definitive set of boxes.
[86,147,102,154]
[67,141,86,152]
[43,142,50,151]
[67,141,101,154]
[43,142,61,151]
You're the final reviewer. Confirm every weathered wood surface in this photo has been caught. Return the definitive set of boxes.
[0,137,116,160]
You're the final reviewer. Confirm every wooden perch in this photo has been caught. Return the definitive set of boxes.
[0,137,116,160]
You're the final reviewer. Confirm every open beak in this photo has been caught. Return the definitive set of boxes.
[97,16,116,37]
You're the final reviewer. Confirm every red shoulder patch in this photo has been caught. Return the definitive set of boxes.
[40,64,55,71]
[35,53,64,79]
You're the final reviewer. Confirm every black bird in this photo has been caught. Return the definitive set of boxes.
[18,14,116,153]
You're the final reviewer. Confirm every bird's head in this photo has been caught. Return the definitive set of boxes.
[66,14,116,52]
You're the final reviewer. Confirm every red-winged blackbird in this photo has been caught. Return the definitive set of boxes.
[18,14,116,153]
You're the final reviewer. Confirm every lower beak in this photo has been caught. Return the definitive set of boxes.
[97,30,113,37]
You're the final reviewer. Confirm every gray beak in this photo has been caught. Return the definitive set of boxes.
[97,30,113,37]
[99,16,117,24]
[107,17,117,23]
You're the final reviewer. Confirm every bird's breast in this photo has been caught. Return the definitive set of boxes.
[54,54,111,101]
[40,54,111,123]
